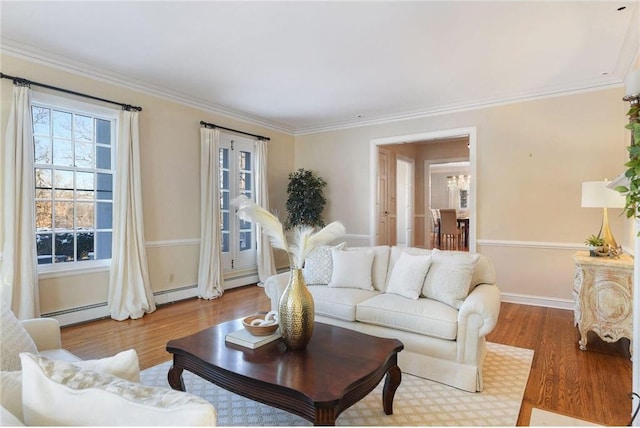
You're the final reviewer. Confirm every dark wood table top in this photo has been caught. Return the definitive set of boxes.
[166,319,404,425]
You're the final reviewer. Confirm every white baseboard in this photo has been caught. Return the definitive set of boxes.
[501,292,573,310]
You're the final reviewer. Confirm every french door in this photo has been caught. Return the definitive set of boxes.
[219,134,256,274]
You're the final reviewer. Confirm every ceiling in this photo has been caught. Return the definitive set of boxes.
[1,1,638,134]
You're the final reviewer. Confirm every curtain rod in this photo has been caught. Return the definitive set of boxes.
[200,120,270,141]
[0,72,142,112]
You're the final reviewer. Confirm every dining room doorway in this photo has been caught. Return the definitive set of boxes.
[370,127,477,252]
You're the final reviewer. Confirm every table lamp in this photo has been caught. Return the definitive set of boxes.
[581,180,625,249]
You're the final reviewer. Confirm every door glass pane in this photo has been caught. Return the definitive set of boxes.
[239,231,252,251]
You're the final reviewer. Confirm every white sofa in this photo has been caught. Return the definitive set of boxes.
[264,246,501,393]
[0,311,217,426]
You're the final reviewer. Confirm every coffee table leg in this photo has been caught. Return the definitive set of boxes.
[168,365,186,392]
[382,364,401,415]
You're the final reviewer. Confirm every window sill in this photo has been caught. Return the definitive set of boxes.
[38,260,111,279]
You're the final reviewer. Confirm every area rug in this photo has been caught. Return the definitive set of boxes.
[529,408,600,426]
[141,342,533,426]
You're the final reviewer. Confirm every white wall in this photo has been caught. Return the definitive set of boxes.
[295,87,630,307]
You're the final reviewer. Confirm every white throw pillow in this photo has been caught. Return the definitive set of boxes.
[386,252,432,300]
[303,242,346,285]
[328,248,375,290]
[1,349,140,423]
[422,249,480,309]
[20,353,217,426]
[0,308,38,371]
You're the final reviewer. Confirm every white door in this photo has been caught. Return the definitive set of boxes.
[219,134,257,274]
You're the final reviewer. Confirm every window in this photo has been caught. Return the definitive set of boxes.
[31,94,117,271]
[219,134,256,272]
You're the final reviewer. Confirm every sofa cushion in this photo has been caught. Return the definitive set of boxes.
[328,248,375,290]
[303,242,346,285]
[0,308,38,371]
[309,285,380,322]
[2,349,140,423]
[356,294,459,340]
[385,252,432,300]
[20,353,217,426]
[422,249,480,309]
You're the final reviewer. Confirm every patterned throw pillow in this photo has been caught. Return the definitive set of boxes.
[303,242,346,285]
[422,249,480,309]
[20,353,217,426]
[0,307,38,371]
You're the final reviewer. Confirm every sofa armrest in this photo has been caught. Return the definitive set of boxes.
[263,272,290,312]
[20,318,62,351]
[458,283,501,338]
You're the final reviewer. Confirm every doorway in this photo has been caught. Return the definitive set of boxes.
[370,127,477,252]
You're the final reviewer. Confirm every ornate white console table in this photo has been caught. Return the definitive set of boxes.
[573,251,633,355]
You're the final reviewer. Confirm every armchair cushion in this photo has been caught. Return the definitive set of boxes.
[20,353,217,426]
[0,308,37,371]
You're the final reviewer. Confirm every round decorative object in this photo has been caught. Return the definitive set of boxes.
[242,312,279,336]
[278,268,315,350]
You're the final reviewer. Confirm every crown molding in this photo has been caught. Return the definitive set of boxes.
[0,38,296,135]
[1,36,632,137]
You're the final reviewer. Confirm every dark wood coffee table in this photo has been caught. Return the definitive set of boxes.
[166,319,403,426]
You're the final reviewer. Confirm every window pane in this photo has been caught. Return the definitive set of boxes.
[221,170,229,190]
[54,202,74,229]
[96,231,112,259]
[96,146,111,169]
[77,232,94,261]
[221,191,229,210]
[240,151,251,171]
[219,148,229,169]
[35,201,52,229]
[36,233,52,265]
[96,173,112,200]
[74,115,93,142]
[53,139,73,166]
[34,137,52,164]
[54,170,74,199]
[32,107,50,136]
[96,119,111,145]
[76,172,94,191]
[239,219,251,230]
[75,142,93,168]
[52,110,72,139]
[96,202,112,229]
[54,232,74,262]
[240,171,252,191]
[35,168,52,190]
[222,211,229,231]
[76,202,94,229]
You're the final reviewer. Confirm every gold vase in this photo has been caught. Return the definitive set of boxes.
[278,268,314,350]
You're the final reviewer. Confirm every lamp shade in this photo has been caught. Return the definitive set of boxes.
[581,181,625,208]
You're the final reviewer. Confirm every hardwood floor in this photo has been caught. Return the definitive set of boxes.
[61,286,632,426]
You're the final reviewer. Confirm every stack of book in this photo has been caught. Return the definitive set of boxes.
[225,328,282,349]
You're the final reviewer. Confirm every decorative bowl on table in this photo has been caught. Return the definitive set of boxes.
[242,311,279,336]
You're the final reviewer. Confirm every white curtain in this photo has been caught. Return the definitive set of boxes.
[197,127,224,299]
[0,84,39,319]
[108,110,156,320]
[255,139,275,284]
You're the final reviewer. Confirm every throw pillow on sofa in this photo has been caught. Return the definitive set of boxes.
[422,249,480,309]
[0,307,38,371]
[386,252,432,299]
[20,353,217,426]
[328,248,375,290]
[2,349,140,423]
[303,242,346,285]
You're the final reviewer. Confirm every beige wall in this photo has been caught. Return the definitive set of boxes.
[295,88,630,305]
[0,54,295,316]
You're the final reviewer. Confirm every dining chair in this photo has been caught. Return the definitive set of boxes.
[429,208,440,248]
[439,208,461,250]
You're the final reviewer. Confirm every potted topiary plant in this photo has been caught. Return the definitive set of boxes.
[285,168,327,229]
